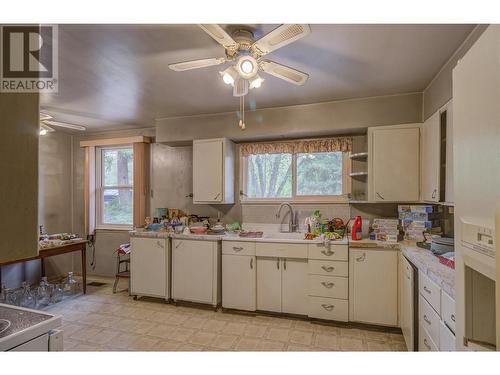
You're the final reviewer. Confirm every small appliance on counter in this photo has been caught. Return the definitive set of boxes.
[351,216,362,240]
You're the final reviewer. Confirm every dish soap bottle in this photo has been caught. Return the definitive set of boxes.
[351,216,363,241]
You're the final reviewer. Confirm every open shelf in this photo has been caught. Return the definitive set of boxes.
[349,171,368,177]
[349,152,368,160]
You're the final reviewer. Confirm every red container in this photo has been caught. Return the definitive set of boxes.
[351,216,362,241]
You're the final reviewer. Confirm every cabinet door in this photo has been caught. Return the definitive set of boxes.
[256,257,282,312]
[222,254,256,311]
[130,238,167,298]
[421,111,440,202]
[193,139,223,202]
[350,249,398,326]
[282,258,308,315]
[444,102,454,202]
[371,127,420,201]
[172,239,214,304]
[400,256,414,351]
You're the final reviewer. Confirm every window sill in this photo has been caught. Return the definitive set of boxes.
[95,226,133,232]
[240,197,350,205]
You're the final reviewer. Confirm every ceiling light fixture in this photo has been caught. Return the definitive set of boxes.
[236,56,258,79]
[220,66,238,86]
[39,129,48,136]
[249,75,264,89]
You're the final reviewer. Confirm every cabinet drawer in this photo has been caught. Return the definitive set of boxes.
[308,296,348,322]
[222,241,255,256]
[419,325,438,351]
[439,320,456,351]
[308,243,348,261]
[309,275,348,299]
[308,260,348,277]
[419,270,441,314]
[419,294,440,346]
[441,290,456,333]
[256,242,307,259]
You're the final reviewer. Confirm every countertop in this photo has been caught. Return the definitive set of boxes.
[129,230,348,244]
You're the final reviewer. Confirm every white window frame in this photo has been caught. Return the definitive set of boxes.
[95,145,134,230]
[240,150,351,204]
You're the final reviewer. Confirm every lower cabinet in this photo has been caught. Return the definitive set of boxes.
[222,254,256,311]
[130,237,170,300]
[400,254,415,351]
[282,258,308,315]
[349,248,398,326]
[172,238,221,306]
[256,257,308,315]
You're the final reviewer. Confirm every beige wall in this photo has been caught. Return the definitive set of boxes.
[423,25,488,120]
[156,92,423,144]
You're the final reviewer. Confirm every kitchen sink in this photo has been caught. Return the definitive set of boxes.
[262,232,304,240]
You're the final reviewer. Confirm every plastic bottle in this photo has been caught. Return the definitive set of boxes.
[351,216,363,241]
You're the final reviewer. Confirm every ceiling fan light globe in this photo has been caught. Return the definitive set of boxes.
[222,73,234,85]
[250,76,264,89]
[39,129,48,136]
[241,60,254,74]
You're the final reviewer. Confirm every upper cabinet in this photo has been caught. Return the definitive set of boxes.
[421,111,441,202]
[193,138,234,204]
[368,124,421,202]
[421,100,454,203]
[0,93,39,263]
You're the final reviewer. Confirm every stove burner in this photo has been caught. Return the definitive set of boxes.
[0,319,11,335]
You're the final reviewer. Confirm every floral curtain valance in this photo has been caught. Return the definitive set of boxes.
[240,137,352,156]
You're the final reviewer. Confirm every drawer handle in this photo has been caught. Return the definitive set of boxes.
[321,249,334,256]
[423,314,431,325]
[356,253,366,262]
[321,304,335,311]
[321,282,335,288]
[432,189,437,199]
[376,192,385,200]
[321,266,335,272]
[277,258,280,270]
[423,286,432,294]
[250,258,253,269]
[284,258,287,270]
[406,275,411,280]
[423,338,431,349]
[232,246,243,252]
[451,314,456,322]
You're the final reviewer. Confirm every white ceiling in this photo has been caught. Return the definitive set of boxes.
[40,24,475,131]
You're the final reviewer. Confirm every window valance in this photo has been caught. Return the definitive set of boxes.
[240,137,353,156]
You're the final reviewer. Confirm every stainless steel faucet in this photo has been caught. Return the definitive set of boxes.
[276,202,298,233]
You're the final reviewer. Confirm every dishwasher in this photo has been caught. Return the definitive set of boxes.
[400,255,418,351]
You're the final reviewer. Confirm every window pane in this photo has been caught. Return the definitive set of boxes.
[296,152,343,196]
[246,153,292,198]
[103,148,133,186]
[103,188,133,225]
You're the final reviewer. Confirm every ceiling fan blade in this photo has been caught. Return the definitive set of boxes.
[43,120,86,131]
[39,112,53,121]
[260,60,309,86]
[199,24,238,50]
[168,57,226,72]
[251,24,311,56]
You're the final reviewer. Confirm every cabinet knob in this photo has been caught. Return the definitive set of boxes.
[321,304,335,311]
[423,314,431,325]
[214,192,221,200]
[321,282,335,288]
[451,314,456,322]
[156,240,164,248]
[423,339,431,349]
[432,189,437,199]
[423,286,432,294]
[175,241,183,249]
[356,253,366,262]
[376,192,385,200]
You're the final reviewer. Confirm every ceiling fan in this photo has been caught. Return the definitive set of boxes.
[39,112,86,135]
[168,24,311,97]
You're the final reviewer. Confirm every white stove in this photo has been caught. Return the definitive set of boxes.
[0,303,63,351]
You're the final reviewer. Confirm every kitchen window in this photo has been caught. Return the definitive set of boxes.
[96,146,134,229]
[240,137,352,202]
